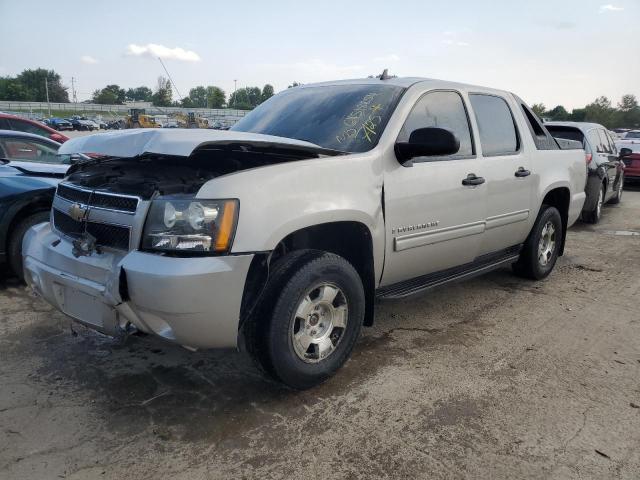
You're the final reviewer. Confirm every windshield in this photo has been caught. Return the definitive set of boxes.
[231,84,405,153]
[625,131,640,139]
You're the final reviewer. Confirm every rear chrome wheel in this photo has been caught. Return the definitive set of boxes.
[513,205,562,280]
[291,283,348,363]
[537,221,556,267]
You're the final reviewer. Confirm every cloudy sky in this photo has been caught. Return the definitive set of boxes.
[0,0,638,109]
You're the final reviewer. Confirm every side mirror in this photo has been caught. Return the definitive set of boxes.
[395,127,460,166]
[619,147,632,158]
[69,154,83,165]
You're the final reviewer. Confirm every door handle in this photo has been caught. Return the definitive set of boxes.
[462,173,485,186]
[515,167,531,177]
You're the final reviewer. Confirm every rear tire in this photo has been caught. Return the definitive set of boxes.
[245,250,364,390]
[582,183,605,224]
[608,174,623,205]
[7,211,50,281]
[512,205,562,280]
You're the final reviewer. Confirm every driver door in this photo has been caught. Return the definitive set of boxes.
[381,90,487,286]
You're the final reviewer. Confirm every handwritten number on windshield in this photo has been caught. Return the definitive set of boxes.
[337,95,385,144]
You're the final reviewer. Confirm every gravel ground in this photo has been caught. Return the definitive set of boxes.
[1,187,639,480]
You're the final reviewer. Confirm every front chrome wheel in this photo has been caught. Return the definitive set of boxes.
[291,283,348,363]
[538,221,556,267]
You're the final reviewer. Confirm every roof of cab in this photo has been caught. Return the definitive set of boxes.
[298,76,514,96]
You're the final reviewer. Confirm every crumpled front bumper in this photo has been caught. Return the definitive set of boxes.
[23,223,253,349]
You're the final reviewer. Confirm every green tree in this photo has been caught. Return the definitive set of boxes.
[287,81,301,89]
[125,86,153,102]
[152,76,173,107]
[92,84,126,104]
[188,86,208,107]
[0,77,28,100]
[92,88,116,104]
[180,97,195,108]
[584,96,614,127]
[206,86,226,108]
[261,84,275,103]
[615,94,640,128]
[228,86,262,109]
[531,103,546,117]
[13,68,69,102]
[548,105,570,121]
[569,108,586,122]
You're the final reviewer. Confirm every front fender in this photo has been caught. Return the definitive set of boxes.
[196,152,385,279]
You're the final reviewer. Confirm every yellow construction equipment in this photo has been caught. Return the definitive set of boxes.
[125,109,160,129]
[175,112,209,129]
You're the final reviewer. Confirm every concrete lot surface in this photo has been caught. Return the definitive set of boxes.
[1,188,639,479]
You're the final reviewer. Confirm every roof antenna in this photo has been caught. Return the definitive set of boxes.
[379,68,391,80]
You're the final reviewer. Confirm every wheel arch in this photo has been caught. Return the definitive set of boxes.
[1,193,53,258]
[539,186,570,256]
[240,220,377,328]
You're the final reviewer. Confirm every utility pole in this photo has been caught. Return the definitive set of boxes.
[233,79,237,108]
[71,77,78,104]
[44,78,51,117]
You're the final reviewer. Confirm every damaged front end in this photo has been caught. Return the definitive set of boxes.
[23,131,340,349]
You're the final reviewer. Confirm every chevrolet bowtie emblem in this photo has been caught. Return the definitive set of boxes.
[68,202,89,222]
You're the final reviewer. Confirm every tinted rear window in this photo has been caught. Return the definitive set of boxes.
[232,84,405,153]
[469,94,519,156]
[547,126,589,153]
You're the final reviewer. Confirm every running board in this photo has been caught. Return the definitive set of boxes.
[376,245,522,300]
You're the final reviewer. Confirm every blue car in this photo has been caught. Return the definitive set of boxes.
[0,130,73,279]
[45,117,73,131]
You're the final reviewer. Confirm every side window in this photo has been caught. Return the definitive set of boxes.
[517,99,558,150]
[8,119,47,137]
[469,94,519,156]
[0,118,11,130]
[603,130,617,154]
[587,129,603,153]
[398,90,474,158]
[0,139,60,164]
[597,130,612,154]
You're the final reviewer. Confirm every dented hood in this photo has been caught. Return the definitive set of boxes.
[58,128,340,158]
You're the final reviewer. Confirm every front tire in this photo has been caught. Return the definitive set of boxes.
[513,205,562,280]
[7,211,50,281]
[245,250,365,390]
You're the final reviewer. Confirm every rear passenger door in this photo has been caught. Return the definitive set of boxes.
[598,129,619,193]
[468,94,534,255]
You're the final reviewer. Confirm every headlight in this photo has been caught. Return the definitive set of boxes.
[142,199,238,253]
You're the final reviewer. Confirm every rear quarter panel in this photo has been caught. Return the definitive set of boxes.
[532,149,586,227]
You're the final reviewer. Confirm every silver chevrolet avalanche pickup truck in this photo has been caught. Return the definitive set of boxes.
[23,77,587,389]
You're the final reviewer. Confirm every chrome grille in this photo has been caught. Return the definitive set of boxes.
[56,183,138,213]
[52,183,142,251]
[56,183,90,204]
[53,210,131,250]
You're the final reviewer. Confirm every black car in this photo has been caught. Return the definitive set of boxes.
[0,130,72,279]
[546,121,625,223]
